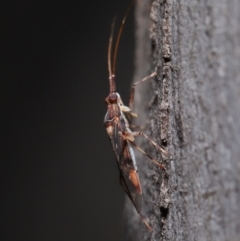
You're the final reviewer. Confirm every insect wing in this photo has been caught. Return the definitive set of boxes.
[111,120,142,213]
[119,156,142,213]
[111,120,124,159]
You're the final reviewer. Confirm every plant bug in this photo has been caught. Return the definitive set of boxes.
[103,0,168,231]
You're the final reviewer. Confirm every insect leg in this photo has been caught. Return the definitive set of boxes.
[130,124,146,130]
[129,141,166,170]
[129,72,157,109]
[130,119,150,130]
[139,213,153,232]
[132,131,168,156]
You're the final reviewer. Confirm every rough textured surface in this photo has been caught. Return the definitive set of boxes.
[123,0,240,240]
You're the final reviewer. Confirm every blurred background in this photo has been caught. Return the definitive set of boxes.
[1,1,135,240]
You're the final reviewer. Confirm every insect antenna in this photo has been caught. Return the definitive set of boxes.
[108,0,135,93]
[112,0,134,77]
[108,19,116,92]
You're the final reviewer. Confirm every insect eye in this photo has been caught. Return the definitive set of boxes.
[109,93,117,103]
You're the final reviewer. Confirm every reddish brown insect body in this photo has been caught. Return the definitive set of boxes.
[103,1,167,231]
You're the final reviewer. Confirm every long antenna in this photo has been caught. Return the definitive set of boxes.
[112,0,135,76]
[108,19,116,92]
[108,19,115,79]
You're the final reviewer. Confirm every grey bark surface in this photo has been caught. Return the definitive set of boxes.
[123,0,240,240]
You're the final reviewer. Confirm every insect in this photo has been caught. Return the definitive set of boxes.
[103,1,168,231]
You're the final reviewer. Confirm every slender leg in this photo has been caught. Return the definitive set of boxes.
[129,72,157,109]
[139,213,153,232]
[130,124,146,130]
[132,131,168,156]
[130,141,166,171]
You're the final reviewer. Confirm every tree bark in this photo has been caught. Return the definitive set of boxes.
[123,0,240,240]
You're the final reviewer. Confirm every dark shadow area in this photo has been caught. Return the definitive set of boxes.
[1,1,135,240]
